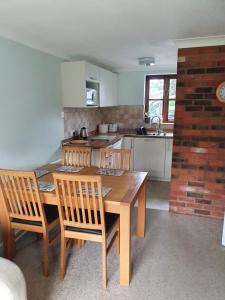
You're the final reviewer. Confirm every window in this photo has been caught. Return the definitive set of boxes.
[145,75,177,122]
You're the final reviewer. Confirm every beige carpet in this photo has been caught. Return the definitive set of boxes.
[8,209,225,300]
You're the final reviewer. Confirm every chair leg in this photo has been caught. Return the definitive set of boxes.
[74,239,85,249]
[102,241,107,289]
[60,235,66,280]
[7,226,15,259]
[42,232,49,277]
[115,222,120,256]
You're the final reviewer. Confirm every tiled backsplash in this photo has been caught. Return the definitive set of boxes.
[64,105,144,137]
[64,107,102,138]
[101,105,144,130]
[64,105,173,138]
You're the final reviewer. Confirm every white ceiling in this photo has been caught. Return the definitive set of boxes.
[0,0,225,71]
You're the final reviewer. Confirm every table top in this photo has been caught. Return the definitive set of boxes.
[37,164,147,211]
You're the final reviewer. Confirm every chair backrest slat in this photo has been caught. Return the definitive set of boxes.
[84,181,92,224]
[91,181,98,225]
[72,181,81,223]
[16,177,29,216]
[62,146,91,167]
[99,148,131,171]
[78,180,87,224]
[27,177,39,217]
[66,180,74,222]
[21,177,33,216]
[2,175,16,214]
[53,173,105,233]
[0,170,46,224]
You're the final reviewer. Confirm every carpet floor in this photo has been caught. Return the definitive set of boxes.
[11,209,225,300]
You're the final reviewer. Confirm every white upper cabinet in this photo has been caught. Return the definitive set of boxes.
[61,61,118,108]
[61,61,86,107]
[100,68,118,107]
[85,62,100,82]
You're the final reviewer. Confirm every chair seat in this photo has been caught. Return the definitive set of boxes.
[66,211,119,235]
[12,204,58,226]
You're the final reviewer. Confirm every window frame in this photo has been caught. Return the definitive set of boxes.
[145,74,177,123]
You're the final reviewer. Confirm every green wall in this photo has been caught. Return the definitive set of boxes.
[118,68,177,105]
[0,37,64,170]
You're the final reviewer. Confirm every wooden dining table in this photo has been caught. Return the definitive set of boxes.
[0,163,148,287]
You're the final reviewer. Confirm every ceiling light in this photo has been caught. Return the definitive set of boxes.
[138,57,155,67]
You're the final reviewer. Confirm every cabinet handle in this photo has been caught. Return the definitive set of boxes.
[89,76,97,81]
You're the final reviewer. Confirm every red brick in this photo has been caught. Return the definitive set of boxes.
[171,45,225,220]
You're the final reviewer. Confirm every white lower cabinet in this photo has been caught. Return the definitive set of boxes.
[123,137,133,170]
[91,150,99,167]
[91,138,123,166]
[164,139,173,180]
[91,136,173,181]
[110,139,123,149]
[124,137,173,181]
[133,138,165,179]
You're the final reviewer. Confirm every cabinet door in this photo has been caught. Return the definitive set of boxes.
[111,139,123,149]
[133,138,166,179]
[61,61,86,107]
[100,69,118,107]
[123,137,133,170]
[165,139,173,180]
[85,63,100,82]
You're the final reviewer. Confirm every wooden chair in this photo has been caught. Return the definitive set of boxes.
[53,173,120,288]
[62,146,91,167]
[99,148,131,171]
[0,170,59,276]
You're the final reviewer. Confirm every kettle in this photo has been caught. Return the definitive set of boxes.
[80,127,88,139]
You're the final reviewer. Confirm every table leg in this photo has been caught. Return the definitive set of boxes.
[137,179,147,238]
[120,204,131,286]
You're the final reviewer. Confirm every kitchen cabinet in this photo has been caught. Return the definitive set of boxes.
[91,138,123,166]
[123,136,173,181]
[85,62,100,82]
[100,68,118,107]
[165,139,173,180]
[61,61,118,108]
[133,138,165,179]
[109,138,123,149]
[123,137,133,170]
[91,150,99,167]
[61,61,86,107]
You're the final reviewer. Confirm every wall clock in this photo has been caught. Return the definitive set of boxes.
[216,81,225,103]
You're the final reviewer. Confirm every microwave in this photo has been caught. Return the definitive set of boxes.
[86,81,99,106]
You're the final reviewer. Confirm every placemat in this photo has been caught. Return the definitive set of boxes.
[35,169,50,178]
[96,168,124,176]
[37,181,55,192]
[56,166,84,173]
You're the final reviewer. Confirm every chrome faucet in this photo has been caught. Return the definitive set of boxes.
[151,116,161,134]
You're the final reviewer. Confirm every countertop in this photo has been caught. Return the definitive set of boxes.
[61,134,123,149]
[61,130,173,149]
[123,132,173,139]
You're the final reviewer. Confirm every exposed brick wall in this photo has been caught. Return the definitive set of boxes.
[170,46,225,219]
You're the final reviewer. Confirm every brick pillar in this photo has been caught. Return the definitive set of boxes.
[170,46,225,219]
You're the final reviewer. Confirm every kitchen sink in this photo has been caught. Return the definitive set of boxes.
[146,132,166,136]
